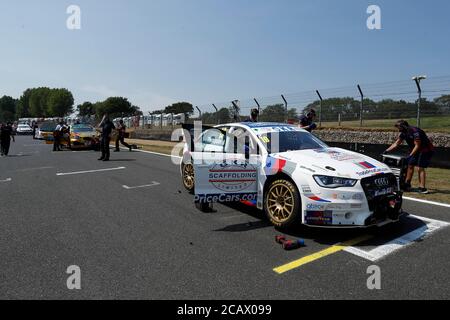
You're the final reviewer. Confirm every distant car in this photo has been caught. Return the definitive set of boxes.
[16,124,34,135]
[36,122,57,141]
[69,124,100,150]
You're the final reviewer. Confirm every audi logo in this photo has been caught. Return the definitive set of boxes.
[374,177,390,187]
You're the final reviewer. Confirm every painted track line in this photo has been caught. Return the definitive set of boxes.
[403,196,450,208]
[112,145,181,159]
[273,235,373,274]
[344,215,450,261]
[57,167,126,176]
[123,181,160,190]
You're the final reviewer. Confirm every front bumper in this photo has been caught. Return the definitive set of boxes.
[302,174,402,228]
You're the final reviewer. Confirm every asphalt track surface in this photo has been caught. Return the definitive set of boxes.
[0,136,449,299]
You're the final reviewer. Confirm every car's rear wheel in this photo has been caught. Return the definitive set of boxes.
[181,162,195,193]
[264,179,301,229]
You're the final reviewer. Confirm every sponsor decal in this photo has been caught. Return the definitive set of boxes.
[307,195,331,203]
[306,203,326,211]
[241,199,257,207]
[355,161,377,170]
[208,163,257,192]
[265,157,286,175]
[305,211,333,225]
[301,185,312,193]
[195,193,257,204]
[356,168,387,177]
[314,149,362,161]
[373,187,394,197]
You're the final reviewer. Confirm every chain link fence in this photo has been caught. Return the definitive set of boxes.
[188,75,450,131]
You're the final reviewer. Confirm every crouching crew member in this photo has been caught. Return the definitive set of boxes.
[385,120,434,194]
[299,109,317,132]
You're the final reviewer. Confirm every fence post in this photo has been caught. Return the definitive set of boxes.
[357,84,364,127]
[338,113,341,127]
[160,111,163,129]
[254,98,261,117]
[212,104,218,124]
[196,106,202,122]
[231,100,240,122]
[281,95,288,123]
[316,90,323,128]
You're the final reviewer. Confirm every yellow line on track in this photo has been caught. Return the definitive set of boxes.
[273,235,373,274]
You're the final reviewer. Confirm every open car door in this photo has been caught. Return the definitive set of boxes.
[182,124,259,208]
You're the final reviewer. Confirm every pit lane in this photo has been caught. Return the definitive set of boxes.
[0,136,449,299]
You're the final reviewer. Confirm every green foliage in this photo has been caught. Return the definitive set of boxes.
[47,88,74,117]
[164,102,194,115]
[77,102,95,117]
[95,97,140,119]
[201,107,231,124]
[29,87,51,117]
[16,89,33,118]
[259,104,297,122]
[0,96,18,122]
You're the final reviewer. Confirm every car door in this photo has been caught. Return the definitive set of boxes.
[191,125,260,205]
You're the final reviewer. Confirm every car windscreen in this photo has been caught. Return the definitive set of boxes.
[39,123,57,132]
[72,125,94,132]
[260,131,328,153]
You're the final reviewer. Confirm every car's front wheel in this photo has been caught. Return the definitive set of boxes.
[264,179,301,229]
[181,162,195,193]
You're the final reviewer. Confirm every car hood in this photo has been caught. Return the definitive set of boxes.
[72,132,96,137]
[274,148,391,179]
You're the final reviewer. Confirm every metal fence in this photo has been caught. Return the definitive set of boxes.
[187,75,450,130]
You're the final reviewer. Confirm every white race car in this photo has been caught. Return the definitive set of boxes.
[180,122,403,229]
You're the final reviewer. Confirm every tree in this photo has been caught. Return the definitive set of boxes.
[0,96,17,122]
[29,87,51,117]
[47,89,74,117]
[77,102,95,117]
[259,104,297,122]
[16,89,33,118]
[95,97,140,119]
[164,102,194,115]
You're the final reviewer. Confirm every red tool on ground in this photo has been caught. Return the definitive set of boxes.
[275,235,305,250]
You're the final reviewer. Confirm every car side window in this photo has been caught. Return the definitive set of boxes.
[225,127,259,155]
[198,128,226,152]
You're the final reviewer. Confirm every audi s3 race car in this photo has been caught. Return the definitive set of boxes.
[180,122,403,229]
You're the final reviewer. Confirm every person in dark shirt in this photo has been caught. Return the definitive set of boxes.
[98,114,116,161]
[385,120,434,194]
[0,122,15,156]
[299,109,317,132]
[243,108,259,123]
[114,120,132,152]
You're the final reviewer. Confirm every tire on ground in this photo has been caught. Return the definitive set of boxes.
[264,179,301,229]
[181,162,195,194]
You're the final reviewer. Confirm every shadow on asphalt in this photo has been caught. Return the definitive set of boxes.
[107,159,137,162]
[213,202,429,248]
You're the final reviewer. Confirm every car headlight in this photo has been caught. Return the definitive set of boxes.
[313,175,357,188]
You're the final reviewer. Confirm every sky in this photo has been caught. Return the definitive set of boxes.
[0,0,449,114]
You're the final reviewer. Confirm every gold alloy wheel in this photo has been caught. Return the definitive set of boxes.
[266,182,295,223]
[183,163,195,190]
